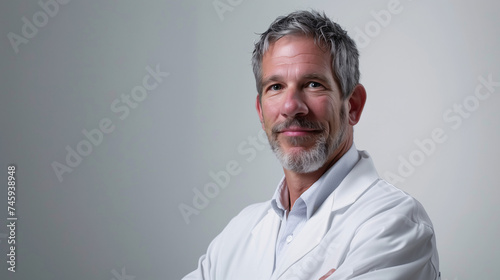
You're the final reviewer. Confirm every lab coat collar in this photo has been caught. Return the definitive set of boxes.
[271,150,380,279]
[329,150,380,212]
[270,144,359,219]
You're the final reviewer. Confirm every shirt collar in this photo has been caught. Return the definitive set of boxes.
[271,177,288,217]
[271,143,360,219]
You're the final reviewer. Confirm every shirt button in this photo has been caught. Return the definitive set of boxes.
[286,235,293,243]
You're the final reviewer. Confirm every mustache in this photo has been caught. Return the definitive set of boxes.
[271,117,324,134]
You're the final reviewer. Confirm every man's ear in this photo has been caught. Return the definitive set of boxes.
[255,94,265,129]
[347,84,367,126]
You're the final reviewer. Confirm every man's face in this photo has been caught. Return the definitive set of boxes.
[256,35,350,174]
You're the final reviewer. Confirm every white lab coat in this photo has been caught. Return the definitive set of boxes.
[183,151,440,280]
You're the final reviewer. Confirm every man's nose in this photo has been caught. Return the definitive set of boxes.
[280,87,308,118]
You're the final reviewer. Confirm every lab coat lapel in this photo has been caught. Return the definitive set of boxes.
[273,191,334,279]
[250,207,281,276]
[330,151,380,212]
[273,151,380,279]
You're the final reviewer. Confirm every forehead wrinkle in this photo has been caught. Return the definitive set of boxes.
[269,61,327,68]
[265,54,331,76]
[264,52,330,69]
[269,52,325,60]
[263,60,331,81]
[266,52,327,64]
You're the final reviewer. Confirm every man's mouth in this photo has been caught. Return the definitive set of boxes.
[279,126,321,137]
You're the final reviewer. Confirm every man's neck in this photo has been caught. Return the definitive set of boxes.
[284,139,352,210]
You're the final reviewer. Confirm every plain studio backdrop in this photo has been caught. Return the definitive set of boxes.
[0,0,499,279]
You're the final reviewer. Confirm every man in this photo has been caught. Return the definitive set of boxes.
[183,10,439,280]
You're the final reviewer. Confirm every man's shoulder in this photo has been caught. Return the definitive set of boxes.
[360,178,434,226]
[214,200,274,245]
[220,200,272,227]
[227,200,273,226]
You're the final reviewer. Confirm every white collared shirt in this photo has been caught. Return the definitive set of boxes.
[270,144,360,270]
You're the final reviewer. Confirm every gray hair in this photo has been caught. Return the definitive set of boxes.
[251,10,360,100]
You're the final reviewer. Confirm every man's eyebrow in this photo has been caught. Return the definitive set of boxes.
[261,75,283,86]
[302,73,330,82]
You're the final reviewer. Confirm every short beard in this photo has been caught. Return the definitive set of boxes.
[268,107,347,174]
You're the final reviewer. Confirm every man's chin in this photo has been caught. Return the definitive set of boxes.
[276,148,329,173]
[280,145,315,156]
[281,135,320,148]
[281,157,327,174]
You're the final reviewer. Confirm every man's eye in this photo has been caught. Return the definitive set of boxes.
[270,84,282,91]
[308,82,322,88]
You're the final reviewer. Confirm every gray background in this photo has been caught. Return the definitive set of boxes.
[0,0,499,279]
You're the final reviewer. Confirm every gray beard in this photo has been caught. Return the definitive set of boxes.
[268,108,347,174]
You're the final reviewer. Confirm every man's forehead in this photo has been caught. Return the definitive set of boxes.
[264,35,328,58]
[262,35,332,77]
